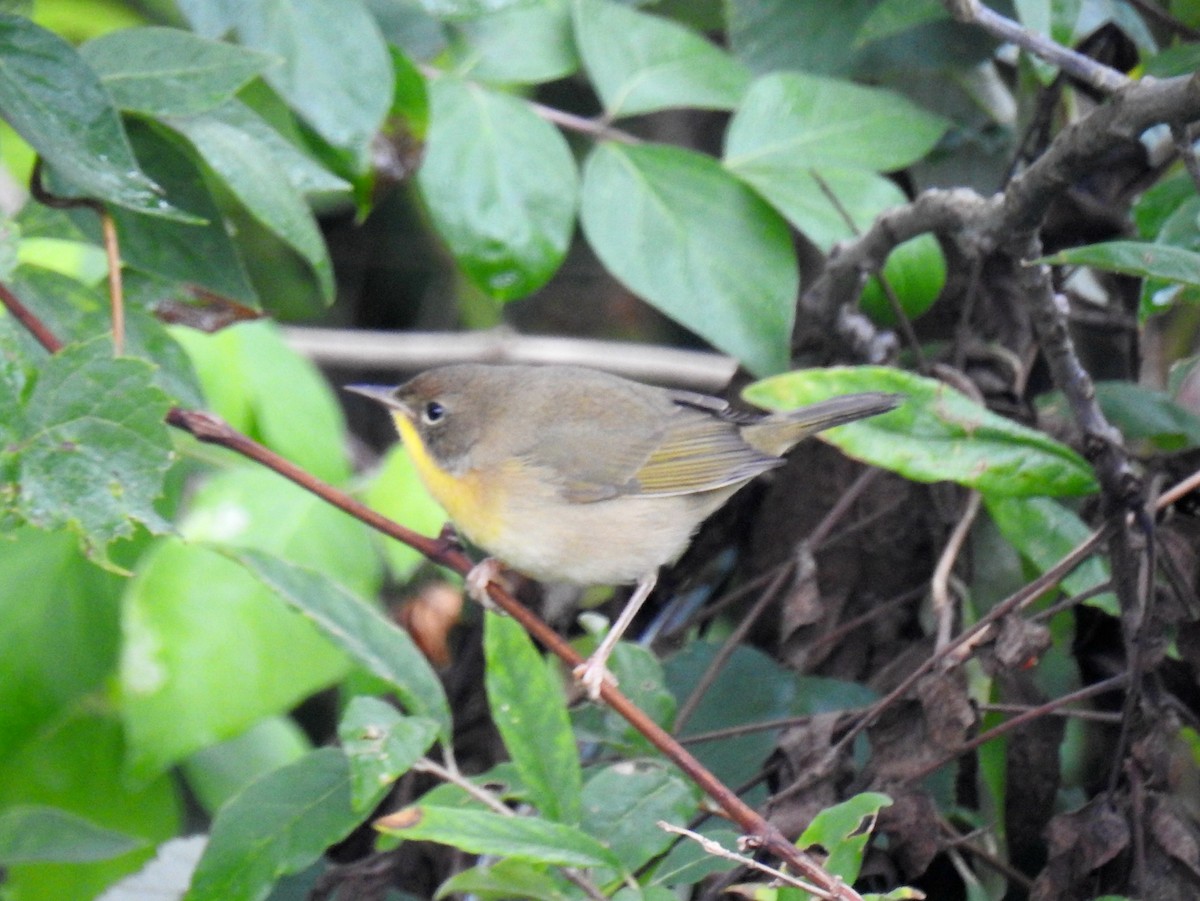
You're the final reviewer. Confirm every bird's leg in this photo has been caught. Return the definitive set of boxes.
[465,557,505,612]
[575,571,657,700]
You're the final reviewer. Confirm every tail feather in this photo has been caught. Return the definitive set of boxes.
[744,392,901,457]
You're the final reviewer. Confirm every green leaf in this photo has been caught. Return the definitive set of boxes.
[0,14,187,218]
[573,0,750,117]
[580,763,696,870]
[580,141,796,376]
[0,710,180,901]
[0,526,123,761]
[855,0,947,46]
[183,717,312,814]
[362,444,452,580]
[168,108,335,303]
[418,76,578,300]
[0,806,146,865]
[452,0,577,85]
[484,612,582,824]
[375,805,621,869]
[233,0,393,166]
[1048,381,1200,453]
[185,747,386,901]
[859,233,946,326]
[984,496,1117,615]
[221,546,452,741]
[170,321,349,484]
[2,336,175,556]
[725,72,948,176]
[650,825,740,886]
[1039,241,1200,288]
[797,792,891,885]
[81,26,277,117]
[437,858,571,901]
[744,367,1099,497]
[77,120,260,305]
[338,697,439,812]
[120,539,350,776]
[727,0,880,76]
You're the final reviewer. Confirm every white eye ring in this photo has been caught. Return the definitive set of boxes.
[422,401,446,424]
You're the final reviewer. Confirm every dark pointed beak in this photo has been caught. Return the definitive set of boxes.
[344,384,407,412]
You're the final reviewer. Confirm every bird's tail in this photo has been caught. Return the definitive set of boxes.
[743,392,901,456]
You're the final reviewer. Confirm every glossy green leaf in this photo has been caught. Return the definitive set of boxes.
[744,367,1099,497]
[797,792,891,884]
[573,0,750,117]
[985,496,1117,615]
[120,539,349,776]
[485,612,582,824]
[1039,241,1200,288]
[725,72,948,177]
[170,321,349,484]
[222,546,452,741]
[1,336,175,556]
[376,805,621,869]
[81,26,276,117]
[579,763,695,870]
[185,748,386,901]
[581,142,796,376]
[234,0,393,166]
[338,697,439,812]
[0,711,180,901]
[418,76,578,300]
[859,233,946,326]
[168,109,335,303]
[452,0,577,85]
[0,14,179,217]
[79,121,260,305]
[0,806,146,865]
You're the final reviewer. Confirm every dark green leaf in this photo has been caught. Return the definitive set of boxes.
[745,367,1098,497]
[727,0,879,75]
[437,858,571,901]
[168,109,335,303]
[75,121,260,305]
[0,14,180,218]
[185,748,385,901]
[452,0,577,85]
[234,0,393,166]
[580,141,796,376]
[724,72,948,176]
[82,27,276,117]
[375,805,621,869]
[651,826,740,886]
[120,539,350,777]
[579,763,696,870]
[484,612,582,824]
[797,792,891,885]
[221,546,452,741]
[418,76,578,300]
[855,0,947,46]
[984,496,1117,615]
[183,717,312,813]
[573,0,750,117]
[2,336,175,556]
[1050,381,1200,452]
[1039,241,1200,288]
[0,806,146,864]
[338,697,439,812]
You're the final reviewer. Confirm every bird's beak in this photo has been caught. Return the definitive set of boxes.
[344,384,410,414]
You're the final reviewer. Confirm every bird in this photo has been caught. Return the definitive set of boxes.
[348,363,900,698]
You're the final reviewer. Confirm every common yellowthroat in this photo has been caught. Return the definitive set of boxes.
[348,364,900,697]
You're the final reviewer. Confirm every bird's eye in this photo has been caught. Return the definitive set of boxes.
[423,401,446,424]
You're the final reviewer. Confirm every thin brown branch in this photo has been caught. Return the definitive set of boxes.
[0,281,62,353]
[101,210,125,355]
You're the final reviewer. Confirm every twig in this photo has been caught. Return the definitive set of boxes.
[100,210,125,355]
[657,822,842,900]
[942,0,1130,94]
[931,491,982,653]
[0,281,62,353]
